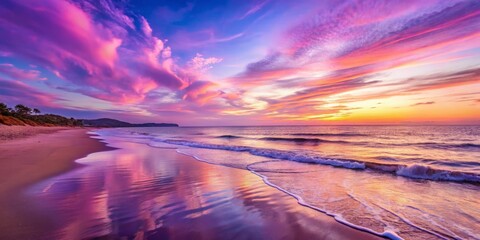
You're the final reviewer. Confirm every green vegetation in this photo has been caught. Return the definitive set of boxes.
[0,103,82,126]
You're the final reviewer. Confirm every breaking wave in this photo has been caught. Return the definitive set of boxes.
[289,133,367,137]
[158,139,480,184]
[260,137,348,144]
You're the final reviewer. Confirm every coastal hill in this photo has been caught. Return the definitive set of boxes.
[0,103,178,127]
[82,118,179,127]
[0,103,82,126]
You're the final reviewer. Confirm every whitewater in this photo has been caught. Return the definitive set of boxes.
[95,125,480,239]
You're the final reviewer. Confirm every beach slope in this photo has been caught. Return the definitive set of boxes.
[0,127,112,239]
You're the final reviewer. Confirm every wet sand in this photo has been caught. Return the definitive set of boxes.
[12,135,382,240]
[0,128,113,239]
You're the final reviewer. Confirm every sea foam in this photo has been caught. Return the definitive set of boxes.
[157,139,480,183]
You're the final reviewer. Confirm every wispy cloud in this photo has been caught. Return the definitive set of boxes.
[411,101,435,106]
[0,63,45,81]
[171,29,245,49]
[0,78,62,107]
[238,1,269,20]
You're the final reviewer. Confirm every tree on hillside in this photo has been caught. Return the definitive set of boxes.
[0,103,84,126]
[0,103,8,115]
[14,104,32,116]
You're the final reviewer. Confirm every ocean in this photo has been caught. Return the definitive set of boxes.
[25,126,480,239]
[94,125,480,239]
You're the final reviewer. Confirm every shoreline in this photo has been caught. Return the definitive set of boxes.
[156,148,382,240]
[0,128,113,193]
[177,150,391,239]
[0,128,381,239]
[0,128,114,239]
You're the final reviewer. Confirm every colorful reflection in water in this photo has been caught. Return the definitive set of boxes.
[26,139,376,240]
[89,126,480,239]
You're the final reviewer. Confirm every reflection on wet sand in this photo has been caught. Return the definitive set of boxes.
[26,140,379,239]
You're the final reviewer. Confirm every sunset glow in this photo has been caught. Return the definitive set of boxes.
[0,0,479,125]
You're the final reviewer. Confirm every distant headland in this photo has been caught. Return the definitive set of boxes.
[82,118,179,127]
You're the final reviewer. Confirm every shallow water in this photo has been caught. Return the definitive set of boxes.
[93,126,480,239]
[25,138,377,240]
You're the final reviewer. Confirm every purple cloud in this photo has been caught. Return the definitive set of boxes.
[0,0,216,104]
[0,78,61,107]
[411,101,435,106]
[0,63,45,81]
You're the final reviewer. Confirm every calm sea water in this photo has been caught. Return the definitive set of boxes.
[93,125,480,239]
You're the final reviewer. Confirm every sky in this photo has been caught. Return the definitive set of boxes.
[0,0,479,126]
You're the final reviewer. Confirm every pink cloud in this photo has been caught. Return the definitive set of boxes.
[182,81,221,104]
[140,17,153,37]
[187,53,223,73]
[0,63,45,81]
[0,78,61,107]
[0,0,210,105]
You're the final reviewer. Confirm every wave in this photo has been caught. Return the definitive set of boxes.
[262,139,480,151]
[419,142,480,150]
[216,135,243,139]
[214,134,480,152]
[395,164,480,182]
[366,162,480,183]
[260,137,348,144]
[158,139,480,184]
[289,133,367,137]
[374,142,480,151]
[275,139,480,150]
[217,133,367,138]
[215,135,480,152]
[216,135,352,145]
[161,139,366,169]
[215,135,351,144]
